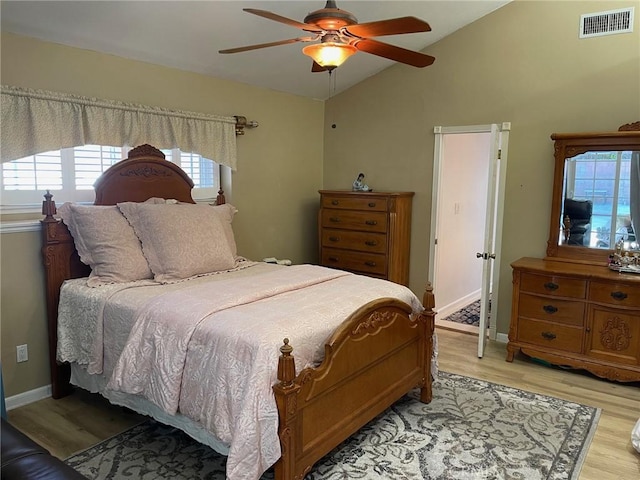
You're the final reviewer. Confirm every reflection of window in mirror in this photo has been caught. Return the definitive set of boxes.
[562,149,639,250]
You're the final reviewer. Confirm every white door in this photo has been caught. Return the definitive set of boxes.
[429,123,510,358]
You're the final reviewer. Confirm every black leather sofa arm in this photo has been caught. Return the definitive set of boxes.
[1,418,87,480]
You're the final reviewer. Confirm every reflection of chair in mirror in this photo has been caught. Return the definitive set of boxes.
[616,216,636,243]
[563,198,593,246]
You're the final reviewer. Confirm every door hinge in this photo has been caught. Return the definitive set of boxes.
[498,149,502,160]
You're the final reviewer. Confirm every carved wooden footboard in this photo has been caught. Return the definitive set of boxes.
[274,287,435,480]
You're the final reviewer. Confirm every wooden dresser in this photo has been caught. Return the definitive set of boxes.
[318,190,413,286]
[507,257,640,382]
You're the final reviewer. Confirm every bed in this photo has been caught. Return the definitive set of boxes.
[41,144,436,480]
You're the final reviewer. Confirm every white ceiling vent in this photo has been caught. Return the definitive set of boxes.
[580,7,634,38]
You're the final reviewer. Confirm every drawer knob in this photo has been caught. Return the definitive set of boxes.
[365,240,378,246]
[610,291,628,301]
[543,282,559,291]
[541,331,557,341]
[329,236,340,242]
[330,217,340,223]
[365,261,377,267]
[328,256,339,262]
[331,200,339,205]
[365,220,378,226]
[368,202,376,208]
[543,305,558,314]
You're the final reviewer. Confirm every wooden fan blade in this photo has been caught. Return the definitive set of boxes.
[219,37,314,54]
[312,61,330,73]
[355,39,435,67]
[345,17,431,38]
[244,8,323,33]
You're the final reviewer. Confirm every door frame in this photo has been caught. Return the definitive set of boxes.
[428,123,511,344]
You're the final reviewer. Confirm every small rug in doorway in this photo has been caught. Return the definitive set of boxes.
[442,299,488,327]
[65,372,600,480]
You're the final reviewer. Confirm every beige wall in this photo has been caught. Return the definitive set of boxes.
[324,0,640,335]
[0,231,51,395]
[0,32,324,396]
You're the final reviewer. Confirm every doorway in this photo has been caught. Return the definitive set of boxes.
[428,123,510,357]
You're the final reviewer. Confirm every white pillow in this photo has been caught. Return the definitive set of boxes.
[117,202,236,283]
[57,203,153,287]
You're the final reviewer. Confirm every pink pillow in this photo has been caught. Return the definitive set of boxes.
[117,202,236,283]
[211,203,239,257]
[145,199,238,257]
[57,203,153,287]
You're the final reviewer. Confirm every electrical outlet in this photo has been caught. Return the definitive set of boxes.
[16,344,28,363]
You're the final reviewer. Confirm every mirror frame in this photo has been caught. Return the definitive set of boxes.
[546,122,640,265]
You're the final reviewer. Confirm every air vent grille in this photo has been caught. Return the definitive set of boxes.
[580,7,634,38]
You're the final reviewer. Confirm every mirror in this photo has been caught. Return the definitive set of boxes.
[546,122,640,265]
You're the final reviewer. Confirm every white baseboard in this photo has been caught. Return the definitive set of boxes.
[495,333,508,343]
[437,290,481,319]
[5,384,52,411]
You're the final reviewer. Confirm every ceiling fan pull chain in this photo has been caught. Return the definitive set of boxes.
[331,68,337,97]
[327,68,336,99]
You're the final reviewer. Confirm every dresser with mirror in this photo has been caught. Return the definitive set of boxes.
[507,122,640,382]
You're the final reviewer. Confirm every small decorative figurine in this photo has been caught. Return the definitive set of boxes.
[352,173,371,192]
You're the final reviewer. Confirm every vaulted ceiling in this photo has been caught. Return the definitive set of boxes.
[1,1,511,100]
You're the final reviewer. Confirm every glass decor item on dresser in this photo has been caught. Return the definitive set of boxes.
[546,121,640,265]
[507,122,640,383]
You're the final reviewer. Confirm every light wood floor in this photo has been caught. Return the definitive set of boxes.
[7,327,640,479]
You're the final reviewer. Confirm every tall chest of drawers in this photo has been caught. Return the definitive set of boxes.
[507,257,640,382]
[318,190,414,286]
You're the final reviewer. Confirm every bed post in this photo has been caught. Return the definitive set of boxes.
[273,339,300,480]
[41,192,90,398]
[418,282,436,403]
[216,188,226,205]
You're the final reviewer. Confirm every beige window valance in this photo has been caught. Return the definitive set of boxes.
[1,85,238,170]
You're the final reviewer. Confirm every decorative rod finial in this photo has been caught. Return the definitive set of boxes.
[234,115,259,135]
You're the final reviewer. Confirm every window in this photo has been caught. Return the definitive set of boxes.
[564,150,632,247]
[1,145,221,208]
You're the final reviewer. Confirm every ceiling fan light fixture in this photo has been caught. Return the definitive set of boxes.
[302,42,357,68]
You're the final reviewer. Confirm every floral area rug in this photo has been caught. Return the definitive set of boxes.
[65,372,600,480]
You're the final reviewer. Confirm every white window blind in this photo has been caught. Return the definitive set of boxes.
[1,145,221,208]
[73,145,123,190]
[2,150,63,191]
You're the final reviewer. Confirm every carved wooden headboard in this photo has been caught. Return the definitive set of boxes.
[41,144,224,398]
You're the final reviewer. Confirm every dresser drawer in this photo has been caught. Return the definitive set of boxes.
[321,248,387,276]
[520,273,587,299]
[588,281,640,308]
[321,229,387,254]
[321,195,388,212]
[518,293,584,326]
[320,210,388,233]
[516,318,583,353]
[586,305,640,365]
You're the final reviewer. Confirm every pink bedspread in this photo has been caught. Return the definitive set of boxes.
[105,265,423,480]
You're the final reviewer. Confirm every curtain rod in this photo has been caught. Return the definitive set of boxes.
[2,85,258,136]
[234,115,259,135]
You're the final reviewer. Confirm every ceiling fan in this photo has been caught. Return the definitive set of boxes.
[219,0,435,71]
